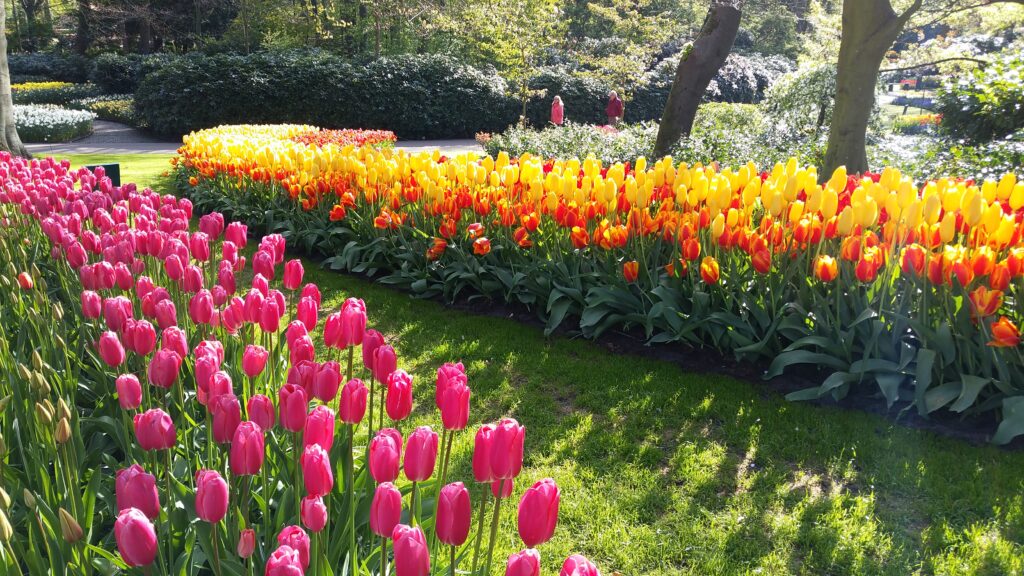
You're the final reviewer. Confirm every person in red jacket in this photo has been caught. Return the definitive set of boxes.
[605,91,624,126]
[551,95,564,126]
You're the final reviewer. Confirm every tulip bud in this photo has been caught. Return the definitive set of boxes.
[55,417,72,444]
[0,509,12,543]
[506,549,541,576]
[59,508,84,543]
[560,554,600,576]
[301,496,328,533]
[23,489,36,509]
[392,524,430,576]
[36,401,53,424]
[237,528,256,558]
[517,478,560,547]
[114,508,158,567]
[32,350,43,371]
[277,526,311,570]
[437,482,472,546]
[0,395,10,412]
[0,486,9,510]
[403,426,439,483]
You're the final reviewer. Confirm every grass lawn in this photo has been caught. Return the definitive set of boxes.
[59,153,1024,575]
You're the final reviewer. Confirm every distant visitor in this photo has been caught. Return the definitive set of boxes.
[551,95,564,126]
[606,91,623,126]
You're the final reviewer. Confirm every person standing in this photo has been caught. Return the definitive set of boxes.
[605,91,624,126]
[551,95,565,126]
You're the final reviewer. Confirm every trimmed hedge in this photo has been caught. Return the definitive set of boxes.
[7,53,92,83]
[135,50,517,138]
[90,52,179,94]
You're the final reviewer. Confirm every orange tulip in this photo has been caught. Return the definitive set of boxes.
[1006,247,1024,276]
[949,260,974,288]
[681,238,701,261]
[472,237,491,256]
[700,256,720,284]
[900,244,926,277]
[570,226,589,249]
[426,238,447,261]
[623,260,639,283]
[329,204,347,221]
[521,212,540,232]
[990,263,1011,291]
[968,286,1003,320]
[467,223,484,239]
[988,316,1020,348]
[751,249,772,274]
[971,247,996,277]
[513,227,533,249]
[814,255,838,283]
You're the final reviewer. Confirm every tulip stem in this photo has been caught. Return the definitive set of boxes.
[164,449,175,575]
[450,545,457,576]
[483,480,505,576]
[380,537,389,576]
[346,423,357,574]
[411,481,420,527]
[211,521,222,576]
[294,431,302,523]
[469,486,490,575]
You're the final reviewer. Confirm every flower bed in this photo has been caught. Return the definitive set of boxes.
[11,81,102,105]
[175,124,1024,442]
[12,104,96,142]
[0,152,599,575]
[70,94,138,125]
[291,129,397,148]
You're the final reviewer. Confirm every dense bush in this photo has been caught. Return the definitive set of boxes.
[936,55,1024,142]
[12,104,95,142]
[11,81,102,105]
[7,53,92,82]
[523,67,609,127]
[70,94,138,125]
[135,50,517,138]
[90,52,179,94]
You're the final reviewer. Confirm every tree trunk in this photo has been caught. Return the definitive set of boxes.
[0,2,30,158]
[139,18,153,53]
[74,0,92,55]
[653,0,743,157]
[821,0,919,177]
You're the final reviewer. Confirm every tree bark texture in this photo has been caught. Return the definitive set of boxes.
[0,2,30,157]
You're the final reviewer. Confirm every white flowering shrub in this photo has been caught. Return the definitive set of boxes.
[13,104,96,143]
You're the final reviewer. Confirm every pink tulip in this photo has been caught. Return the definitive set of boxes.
[287,361,318,397]
[244,289,265,323]
[473,424,496,483]
[165,254,185,281]
[392,524,430,576]
[370,482,403,537]
[230,421,265,476]
[303,405,335,452]
[301,496,328,532]
[148,348,182,388]
[370,428,403,483]
[190,232,211,262]
[195,469,229,523]
[297,296,318,330]
[199,212,224,240]
[301,444,334,497]
[491,418,525,480]
[386,369,414,421]
[435,362,467,408]
[116,374,142,410]
[301,283,321,306]
[98,331,126,367]
[289,335,315,366]
[492,478,514,499]
[277,525,310,569]
[403,426,438,483]
[506,549,541,576]
[259,298,281,333]
[247,394,276,431]
[323,312,343,349]
[188,290,215,324]
[313,361,341,403]
[440,381,471,431]
[225,221,247,247]
[242,345,269,378]
[212,394,242,444]
[194,339,225,364]
[560,555,600,576]
[115,465,159,519]
[436,482,472,546]
[133,408,175,451]
[253,250,275,280]
[183,265,204,293]
[103,296,133,332]
[205,370,233,407]
[154,298,177,329]
[285,319,308,348]
[362,329,385,371]
[517,478,559,547]
[372,344,397,383]
[80,290,102,318]
[283,259,304,291]
[160,326,188,358]
[114,508,158,567]
[337,297,366,347]
[265,545,303,576]
[126,320,157,356]
[237,528,256,558]
[278,384,308,432]
[339,378,368,424]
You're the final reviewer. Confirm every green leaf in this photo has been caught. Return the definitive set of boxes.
[766,350,848,379]
[949,375,990,413]
[924,382,961,413]
[992,396,1024,445]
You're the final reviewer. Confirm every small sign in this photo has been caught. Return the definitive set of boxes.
[84,163,121,186]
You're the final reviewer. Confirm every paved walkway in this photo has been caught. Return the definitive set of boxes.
[26,120,483,156]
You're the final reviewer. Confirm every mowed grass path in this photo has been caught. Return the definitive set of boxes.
[63,153,1024,575]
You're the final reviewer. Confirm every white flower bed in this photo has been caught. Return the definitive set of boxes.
[13,104,96,143]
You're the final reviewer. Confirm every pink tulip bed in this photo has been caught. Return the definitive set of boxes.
[0,152,597,576]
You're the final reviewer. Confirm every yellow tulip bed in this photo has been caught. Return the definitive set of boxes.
[177,124,1024,441]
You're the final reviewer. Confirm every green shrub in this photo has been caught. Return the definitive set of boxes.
[135,50,517,138]
[7,53,93,82]
[70,95,138,125]
[936,54,1024,143]
[12,82,102,105]
[12,104,95,143]
[90,52,179,94]
[523,67,609,127]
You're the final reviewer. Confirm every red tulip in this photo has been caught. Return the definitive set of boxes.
[392,524,430,576]
[237,528,256,559]
[370,482,403,537]
[80,290,102,318]
[115,465,159,519]
[247,394,276,431]
[436,482,472,546]
[339,378,368,424]
[370,428,403,483]
[283,259,304,291]
[301,496,328,533]
[386,369,414,421]
[301,444,334,497]
[303,405,335,452]
[148,348,182,389]
[265,545,303,576]
[212,394,242,444]
[362,329,385,371]
[195,469,229,523]
[230,421,265,476]
[491,418,525,480]
[473,424,496,483]
[372,344,398,383]
[114,508,157,567]
[506,549,541,576]
[116,374,142,410]
[492,478,514,499]
[133,408,176,451]
[242,344,269,378]
[517,478,559,547]
[560,554,600,576]
[313,361,341,403]
[277,525,310,569]
[403,426,438,482]
[278,384,308,432]
[440,381,470,431]
[98,331,126,367]
[17,271,33,289]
